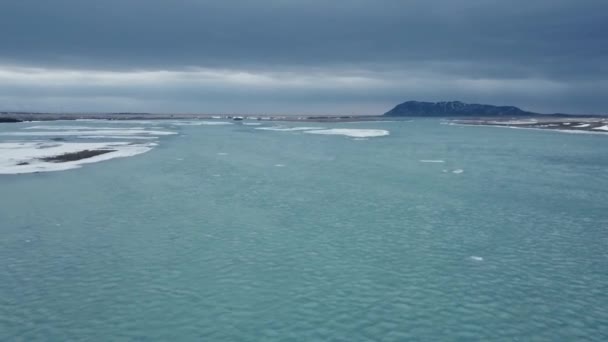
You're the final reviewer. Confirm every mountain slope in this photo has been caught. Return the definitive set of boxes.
[383,101,537,117]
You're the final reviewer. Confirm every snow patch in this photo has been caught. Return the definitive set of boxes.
[256,126,325,132]
[0,141,155,174]
[304,129,389,138]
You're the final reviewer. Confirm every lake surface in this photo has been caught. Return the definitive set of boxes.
[1,119,607,341]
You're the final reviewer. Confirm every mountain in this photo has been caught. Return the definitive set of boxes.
[383,101,537,117]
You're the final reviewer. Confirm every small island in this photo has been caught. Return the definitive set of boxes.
[383,100,608,134]
[384,100,535,117]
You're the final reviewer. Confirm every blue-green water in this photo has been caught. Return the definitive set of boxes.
[1,120,607,340]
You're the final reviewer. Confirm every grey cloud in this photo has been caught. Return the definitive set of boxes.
[0,67,606,114]
[0,0,607,113]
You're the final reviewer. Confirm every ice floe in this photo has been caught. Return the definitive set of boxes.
[452,169,464,174]
[0,141,155,174]
[256,126,325,132]
[470,256,484,261]
[592,125,608,131]
[1,122,177,174]
[74,119,161,125]
[77,135,158,140]
[169,121,233,126]
[24,126,147,130]
[555,130,608,135]
[253,126,389,138]
[303,129,389,138]
[573,123,591,128]
[420,160,445,163]
[1,129,176,136]
[488,119,538,125]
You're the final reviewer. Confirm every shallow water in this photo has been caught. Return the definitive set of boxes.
[1,119,607,340]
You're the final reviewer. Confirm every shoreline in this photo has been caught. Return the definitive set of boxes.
[2,112,607,135]
[0,112,392,123]
[450,117,608,135]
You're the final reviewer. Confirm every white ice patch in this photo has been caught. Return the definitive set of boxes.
[74,119,160,125]
[274,164,286,167]
[452,169,464,174]
[256,126,325,132]
[24,126,147,130]
[558,130,608,135]
[0,141,155,174]
[488,119,538,125]
[170,121,233,126]
[1,129,176,136]
[592,125,608,131]
[420,160,445,163]
[470,256,484,261]
[304,129,390,138]
[77,135,158,140]
[574,124,590,128]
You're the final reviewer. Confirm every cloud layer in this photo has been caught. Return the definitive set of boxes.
[1,0,607,114]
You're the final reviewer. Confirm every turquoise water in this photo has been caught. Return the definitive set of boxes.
[1,120,607,340]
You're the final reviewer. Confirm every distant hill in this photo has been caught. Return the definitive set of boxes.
[383,101,537,117]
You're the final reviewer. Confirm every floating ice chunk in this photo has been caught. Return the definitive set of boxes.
[488,119,538,125]
[77,135,158,140]
[24,126,147,130]
[1,129,176,136]
[0,141,155,174]
[170,121,233,126]
[74,120,160,125]
[452,169,464,174]
[574,124,590,128]
[470,256,484,261]
[274,164,286,167]
[256,126,325,132]
[420,160,445,163]
[558,130,608,135]
[304,129,389,138]
[217,152,228,156]
[592,125,608,131]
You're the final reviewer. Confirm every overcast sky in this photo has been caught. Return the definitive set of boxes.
[0,0,606,114]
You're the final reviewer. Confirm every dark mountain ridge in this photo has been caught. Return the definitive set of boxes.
[384,100,538,117]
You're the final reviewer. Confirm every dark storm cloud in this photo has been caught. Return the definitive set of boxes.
[0,0,606,113]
